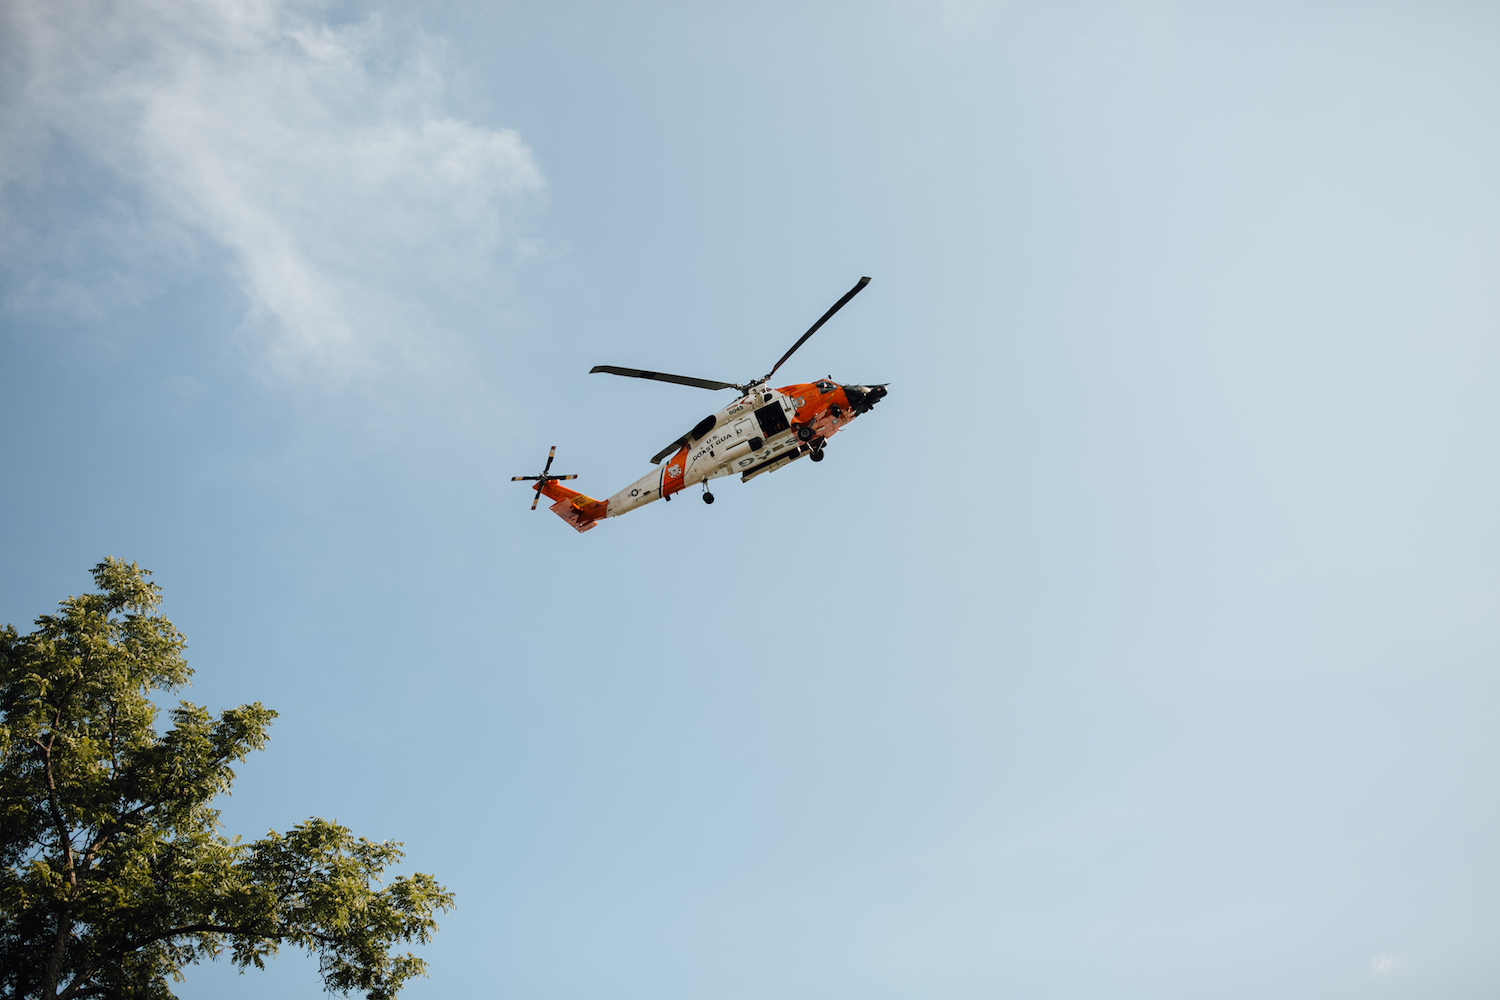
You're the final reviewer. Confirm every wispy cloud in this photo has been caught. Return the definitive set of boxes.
[0,0,543,376]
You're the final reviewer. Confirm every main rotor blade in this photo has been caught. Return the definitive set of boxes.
[765,276,871,382]
[590,366,739,391]
[542,445,556,476]
[650,434,690,466]
[531,486,542,510]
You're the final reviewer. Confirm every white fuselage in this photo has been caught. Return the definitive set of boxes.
[604,386,810,516]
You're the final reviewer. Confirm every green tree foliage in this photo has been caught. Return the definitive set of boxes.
[0,559,454,999]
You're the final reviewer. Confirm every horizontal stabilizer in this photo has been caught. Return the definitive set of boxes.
[550,496,599,533]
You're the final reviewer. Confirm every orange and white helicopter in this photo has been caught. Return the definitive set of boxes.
[513,276,888,533]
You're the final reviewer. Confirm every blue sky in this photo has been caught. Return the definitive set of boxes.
[3,1,1499,997]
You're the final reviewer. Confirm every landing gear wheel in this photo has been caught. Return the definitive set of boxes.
[809,448,824,463]
[702,491,715,504]
[796,424,815,441]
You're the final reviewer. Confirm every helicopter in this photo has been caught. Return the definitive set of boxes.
[513,276,888,533]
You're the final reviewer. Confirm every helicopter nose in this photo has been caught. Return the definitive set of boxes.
[842,383,888,414]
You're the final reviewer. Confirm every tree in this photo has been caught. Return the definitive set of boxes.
[0,558,454,1000]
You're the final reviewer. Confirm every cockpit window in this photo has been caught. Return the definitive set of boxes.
[816,380,836,394]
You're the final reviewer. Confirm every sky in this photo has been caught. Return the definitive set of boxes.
[2,1,1499,997]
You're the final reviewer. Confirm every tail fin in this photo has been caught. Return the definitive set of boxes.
[537,481,607,534]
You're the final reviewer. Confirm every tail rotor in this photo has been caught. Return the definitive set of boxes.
[511,446,578,510]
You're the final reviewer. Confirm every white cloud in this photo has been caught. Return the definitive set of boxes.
[0,0,543,376]
[1371,953,1396,974]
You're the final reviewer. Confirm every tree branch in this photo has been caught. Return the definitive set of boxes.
[119,922,340,956]
[41,723,78,999]
[55,924,342,1000]
[81,743,245,870]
